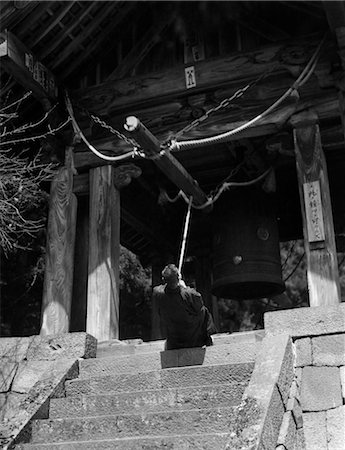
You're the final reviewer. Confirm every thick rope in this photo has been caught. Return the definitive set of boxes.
[178,196,193,274]
[171,36,326,151]
[65,92,136,162]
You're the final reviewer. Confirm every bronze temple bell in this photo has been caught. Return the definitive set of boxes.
[211,187,285,299]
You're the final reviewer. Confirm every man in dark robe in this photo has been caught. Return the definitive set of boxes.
[153,264,217,350]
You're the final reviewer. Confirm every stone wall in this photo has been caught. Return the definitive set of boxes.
[265,303,345,450]
[0,332,96,449]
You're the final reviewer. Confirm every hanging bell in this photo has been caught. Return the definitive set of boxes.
[211,186,285,299]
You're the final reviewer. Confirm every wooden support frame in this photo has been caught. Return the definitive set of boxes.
[87,165,120,341]
[124,116,210,208]
[291,111,340,307]
[74,36,331,116]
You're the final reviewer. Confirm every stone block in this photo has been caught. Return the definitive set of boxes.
[246,334,293,407]
[50,382,247,419]
[301,366,342,411]
[0,392,24,421]
[294,428,306,450]
[294,338,312,367]
[0,361,18,392]
[312,334,345,366]
[326,405,345,450]
[26,333,96,360]
[67,362,254,396]
[17,433,231,449]
[340,366,345,399]
[178,341,258,367]
[0,359,78,449]
[277,411,297,450]
[294,368,302,387]
[265,304,345,338]
[287,397,303,429]
[0,337,32,361]
[289,380,300,403]
[29,407,238,444]
[303,411,327,450]
[11,361,52,394]
[240,334,293,450]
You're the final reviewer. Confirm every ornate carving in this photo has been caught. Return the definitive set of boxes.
[113,164,142,189]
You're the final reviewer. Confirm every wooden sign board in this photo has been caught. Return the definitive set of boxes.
[185,66,196,89]
[303,180,325,242]
[0,30,57,100]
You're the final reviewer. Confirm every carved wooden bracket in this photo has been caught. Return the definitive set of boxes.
[113,163,142,189]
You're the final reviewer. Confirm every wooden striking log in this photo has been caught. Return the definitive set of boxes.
[124,116,210,208]
[291,111,340,307]
[41,157,77,335]
[87,165,120,341]
[0,30,57,101]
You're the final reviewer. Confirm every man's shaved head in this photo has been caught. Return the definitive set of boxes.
[162,264,180,287]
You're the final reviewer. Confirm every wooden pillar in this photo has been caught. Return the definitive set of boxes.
[87,165,120,341]
[151,258,166,340]
[86,163,141,341]
[41,148,77,335]
[291,111,340,306]
[195,255,220,331]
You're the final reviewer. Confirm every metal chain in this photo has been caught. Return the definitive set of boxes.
[166,63,280,145]
[207,159,245,200]
[90,114,141,149]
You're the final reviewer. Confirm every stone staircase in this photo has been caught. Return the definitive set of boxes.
[16,332,264,449]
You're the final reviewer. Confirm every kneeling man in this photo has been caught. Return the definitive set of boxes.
[153,264,217,350]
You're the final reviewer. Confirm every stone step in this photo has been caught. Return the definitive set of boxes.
[65,362,254,396]
[28,407,237,444]
[80,341,259,378]
[96,330,265,358]
[16,432,230,449]
[50,381,246,419]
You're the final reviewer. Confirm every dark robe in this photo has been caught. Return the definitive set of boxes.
[153,284,217,350]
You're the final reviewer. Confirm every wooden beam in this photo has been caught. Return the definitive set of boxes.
[39,2,96,60]
[60,2,135,80]
[72,90,341,169]
[87,165,120,341]
[0,30,58,101]
[124,116,210,208]
[51,2,115,70]
[40,149,77,335]
[74,36,330,116]
[107,5,176,80]
[291,111,340,307]
[28,2,75,48]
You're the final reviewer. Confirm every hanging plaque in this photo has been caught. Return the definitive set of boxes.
[185,66,196,89]
[303,180,325,242]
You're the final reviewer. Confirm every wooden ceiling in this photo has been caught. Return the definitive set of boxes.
[1,1,345,262]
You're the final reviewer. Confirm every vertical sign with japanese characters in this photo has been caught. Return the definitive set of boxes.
[185,66,196,89]
[303,180,325,242]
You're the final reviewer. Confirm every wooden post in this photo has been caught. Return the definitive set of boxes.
[87,165,120,341]
[291,111,340,306]
[40,148,77,335]
[150,258,166,340]
[195,255,220,331]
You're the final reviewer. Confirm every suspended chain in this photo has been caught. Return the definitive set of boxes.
[166,62,280,145]
[90,113,141,150]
